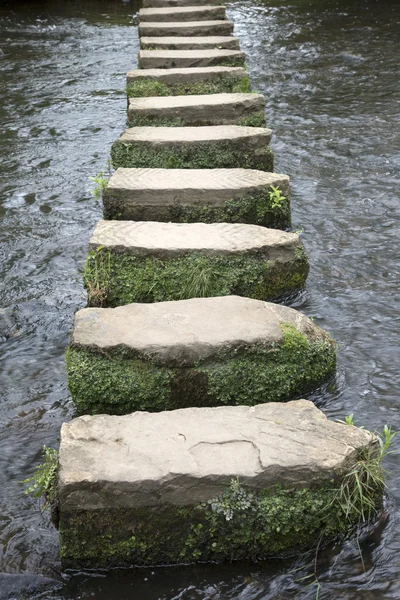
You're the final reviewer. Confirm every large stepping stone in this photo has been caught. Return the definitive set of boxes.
[139,20,233,37]
[139,6,226,22]
[127,66,250,97]
[140,35,240,50]
[66,296,336,415]
[138,49,245,69]
[111,126,274,171]
[85,220,308,307]
[143,0,224,6]
[128,93,265,127]
[103,168,291,229]
[57,399,380,568]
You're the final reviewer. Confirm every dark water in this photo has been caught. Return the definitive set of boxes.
[0,0,399,597]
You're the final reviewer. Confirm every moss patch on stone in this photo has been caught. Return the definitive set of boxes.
[104,187,291,230]
[83,249,309,308]
[66,323,336,415]
[59,475,382,569]
[111,140,274,172]
[127,111,266,128]
[126,75,251,98]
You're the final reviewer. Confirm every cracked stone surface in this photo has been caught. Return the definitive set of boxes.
[71,295,330,367]
[139,6,226,22]
[139,20,233,37]
[138,49,245,69]
[58,399,376,510]
[127,66,248,86]
[140,35,240,50]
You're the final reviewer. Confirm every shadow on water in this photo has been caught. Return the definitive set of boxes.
[0,0,399,598]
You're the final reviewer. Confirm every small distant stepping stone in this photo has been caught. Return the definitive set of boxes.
[140,35,240,50]
[139,6,226,22]
[138,49,245,69]
[139,20,233,37]
[143,0,224,6]
[57,399,377,568]
[111,125,274,171]
[66,296,336,415]
[128,93,265,127]
[85,220,308,306]
[103,167,290,229]
[127,66,249,97]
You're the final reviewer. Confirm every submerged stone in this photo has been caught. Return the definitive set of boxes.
[57,399,380,568]
[140,35,240,50]
[139,6,226,22]
[103,167,290,229]
[139,20,233,37]
[138,49,246,69]
[66,295,336,415]
[128,92,265,127]
[111,125,274,171]
[126,66,250,97]
[85,220,308,306]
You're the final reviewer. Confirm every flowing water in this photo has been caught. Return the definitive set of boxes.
[0,0,399,597]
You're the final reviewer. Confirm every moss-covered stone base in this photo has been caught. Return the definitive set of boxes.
[111,139,274,172]
[66,323,336,415]
[127,111,266,128]
[103,187,291,230]
[126,75,251,98]
[84,250,309,308]
[59,478,379,569]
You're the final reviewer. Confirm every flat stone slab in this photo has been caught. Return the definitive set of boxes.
[111,126,274,172]
[67,296,336,414]
[140,35,240,50]
[103,168,290,229]
[138,49,245,69]
[139,20,234,37]
[57,400,378,567]
[126,66,249,97]
[139,6,226,22]
[143,0,224,6]
[128,92,265,127]
[85,221,308,306]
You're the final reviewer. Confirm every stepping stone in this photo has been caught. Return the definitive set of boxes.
[139,6,226,22]
[66,295,336,415]
[85,220,308,307]
[138,49,245,69]
[103,168,291,229]
[140,35,240,50]
[111,126,274,172]
[127,66,250,97]
[139,20,233,37]
[143,0,224,6]
[128,93,266,127]
[57,399,378,568]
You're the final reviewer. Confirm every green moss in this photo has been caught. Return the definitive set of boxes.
[139,57,246,70]
[111,140,274,172]
[84,250,309,308]
[104,187,291,230]
[126,75,251,98]
[66,323,336,415]
[238,112,267,127]
[59,476,382,569]
[127,111,266,128]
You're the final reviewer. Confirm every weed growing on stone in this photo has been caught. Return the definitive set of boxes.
[22,446,58,510]
[89,160,112,197]
[83,246,112,307]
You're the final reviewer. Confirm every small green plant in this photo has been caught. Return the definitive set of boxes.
[22,446,58,510]
[268,186,286,209]
[209,477,253,521]
[83,246,112,307]
[89,160,112,197]
[344,413,356,426]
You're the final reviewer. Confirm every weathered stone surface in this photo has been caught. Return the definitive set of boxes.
[128,92,265,127]
[143,0,224,6]
[102,168,290,229]
[58,400,375,510]
[139,6,226,22]
[126,66,249,97]
[139,20,234,37]
[140,35,240,50]
[138,49,245,69]
[85,221,308,306]
[111,126,274,172]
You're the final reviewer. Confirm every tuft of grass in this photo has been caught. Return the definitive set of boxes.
[89,160,113,197]
[83,246,112,307]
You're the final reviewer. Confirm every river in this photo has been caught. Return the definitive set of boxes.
[0,0,399,598]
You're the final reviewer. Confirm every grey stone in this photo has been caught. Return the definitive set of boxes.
[128,92,265,126]
[89,220,302,260]
[102,167,289,221]
[71,295,325,367]
[58,399,376,511]
[143,0,224,6]
[127,65,248,89]
[139,6,226,22]
[138,49,245,69]
[140,35,240,50]
[139,20,234,37]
